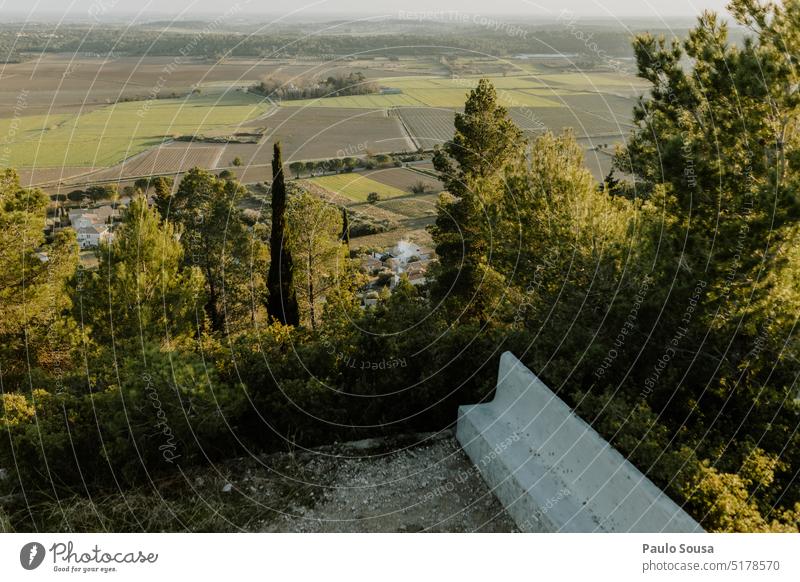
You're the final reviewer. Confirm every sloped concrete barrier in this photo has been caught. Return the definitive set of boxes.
[456,352,703,532]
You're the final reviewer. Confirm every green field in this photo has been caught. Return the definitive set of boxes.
[310,173,407,202]
[279,72,650,109]
[1,91,271,168]
[535,72,651,88]
[281,75,565,109]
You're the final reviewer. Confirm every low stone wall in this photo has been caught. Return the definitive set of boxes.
[456,352,703,532]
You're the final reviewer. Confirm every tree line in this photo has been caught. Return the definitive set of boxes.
[249,72,379,101]
[0,24,648,60]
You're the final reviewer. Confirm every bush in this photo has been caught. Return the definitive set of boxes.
[0,345,244,496]
[0,389,103,496]
[86,184,118,202]
[94,345,243,484]
[367,192,380,204]
[241,208,261,225]
[409,180,431,194]
[348,212,392,236]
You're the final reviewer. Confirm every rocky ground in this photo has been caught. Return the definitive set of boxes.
[1,431,517,532]
[255,431,517,533]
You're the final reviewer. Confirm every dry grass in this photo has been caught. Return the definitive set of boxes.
[9,456,322,533]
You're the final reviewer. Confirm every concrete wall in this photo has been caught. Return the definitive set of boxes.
[456,352,703,532]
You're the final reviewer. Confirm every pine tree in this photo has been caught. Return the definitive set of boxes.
[169,168,265,333]
[75,196,203,347]
[430,78,523,321]
[266,142,300,326]
[151,176,175,219]
[287,192,344,329]
[0,169,79,386]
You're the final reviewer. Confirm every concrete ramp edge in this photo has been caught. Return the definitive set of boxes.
[456,351,703,532]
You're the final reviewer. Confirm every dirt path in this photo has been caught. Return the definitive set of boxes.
[259,432,517,533]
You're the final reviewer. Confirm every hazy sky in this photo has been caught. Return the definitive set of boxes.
[1,0,732,19]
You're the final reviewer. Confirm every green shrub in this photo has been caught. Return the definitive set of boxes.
[0,389,102,495]
[0,344,244,496]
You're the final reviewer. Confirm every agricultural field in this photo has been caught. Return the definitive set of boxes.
[397,108,458,150]
[221,107,414,168]
[277,71,648,110]
[0,54,429,117]
[534,71,650,91]
[309,173,407,202]
[2,90,272,168]
[303,167,442,251]
[397,94,634,180]
[85,144,225,182]
[361,167,443,193]
[281,75,566,109]
[377,194,439,223]
[398,94,635,144]
[1,55,644,194]
[15,166,96,188]
[31,106,414,190]
[353,226,433,251]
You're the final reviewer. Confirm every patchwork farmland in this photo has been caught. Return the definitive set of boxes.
[302,166,443,251]
[281,75,567,109]
[222,106,414,167]
[2,55,645,201]
[396,108,456,150]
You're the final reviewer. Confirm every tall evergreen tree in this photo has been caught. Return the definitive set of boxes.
[341,207,350,248]
[0,169,79,386]
[151,176,175,220]
[74,196,203,348]
[287,191,344,330]
[267,142,300,326]
[429,78,523,321]
[611,0,800,523]
[169,168,266,333]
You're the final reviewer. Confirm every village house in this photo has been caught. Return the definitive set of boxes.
[359,240,434,297]
[68,205,119,249]
[75,223,113,249]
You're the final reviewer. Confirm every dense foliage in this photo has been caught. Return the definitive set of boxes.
[1,1,799,532]
[250,72,378,101]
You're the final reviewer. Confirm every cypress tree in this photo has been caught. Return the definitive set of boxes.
[266,142,300,326]
[341,207,350,248]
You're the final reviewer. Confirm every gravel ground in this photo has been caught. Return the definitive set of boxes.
[256,431,517,533]
[1,431,516,532]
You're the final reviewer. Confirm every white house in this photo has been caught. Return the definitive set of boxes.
[69,205,118,249]
[69,205,117,228]
[76,224,113,249]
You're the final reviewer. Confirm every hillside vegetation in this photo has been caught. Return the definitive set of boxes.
[1,0,799,532]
